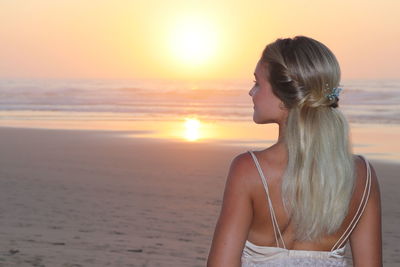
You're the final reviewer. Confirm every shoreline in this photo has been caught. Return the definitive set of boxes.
[0,123,399,164]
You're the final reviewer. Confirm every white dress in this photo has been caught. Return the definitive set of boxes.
[241,150,372,267]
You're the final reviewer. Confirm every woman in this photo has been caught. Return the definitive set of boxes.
[207,36,382,266]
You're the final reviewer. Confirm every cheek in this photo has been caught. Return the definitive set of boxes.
[254,91,277,108]
[253,95,282,117]
[253,89,267,103]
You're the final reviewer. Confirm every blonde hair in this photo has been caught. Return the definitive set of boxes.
[260,36,355,241]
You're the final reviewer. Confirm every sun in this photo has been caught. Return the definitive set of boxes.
[169,16,218,66]
[184,118,201,141]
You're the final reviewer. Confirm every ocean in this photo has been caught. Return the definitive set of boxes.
[0,78,399,123]
[0,78,399,161]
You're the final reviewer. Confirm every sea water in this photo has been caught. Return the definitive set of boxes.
[0,78,399,161]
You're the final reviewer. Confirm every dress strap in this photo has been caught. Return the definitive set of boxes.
[331,154,372,252]
[248,150,286,249]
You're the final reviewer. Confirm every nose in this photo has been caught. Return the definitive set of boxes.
[249,86,254,96]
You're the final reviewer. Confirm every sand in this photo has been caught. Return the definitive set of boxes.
[0,127,398,266]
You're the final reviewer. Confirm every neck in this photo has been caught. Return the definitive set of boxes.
[276,118,287,145]
[270,121,288,163]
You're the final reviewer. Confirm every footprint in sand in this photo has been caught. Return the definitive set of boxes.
[126,249,143,253]
[24,255,45,267]
[62,264,83,267]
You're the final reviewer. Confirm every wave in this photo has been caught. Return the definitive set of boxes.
[0,78,399,124]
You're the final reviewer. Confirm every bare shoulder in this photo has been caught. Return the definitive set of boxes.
[228,151,254,173]
[349,155,382,266]
[224,151,256,188]
[353,154,380,193]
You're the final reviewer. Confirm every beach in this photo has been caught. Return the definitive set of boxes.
[1,0,400,265]
[0,126,398,266]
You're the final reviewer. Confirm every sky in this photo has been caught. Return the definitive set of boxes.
[0,0,399,81]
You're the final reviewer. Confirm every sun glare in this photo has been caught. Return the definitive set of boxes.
[169,16,218,66]
[184,118,201,141]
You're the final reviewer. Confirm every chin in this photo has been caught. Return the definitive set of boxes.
[253,116,274,124]
[252,116,263,124]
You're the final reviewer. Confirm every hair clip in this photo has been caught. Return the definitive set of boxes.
[325,83,342,101]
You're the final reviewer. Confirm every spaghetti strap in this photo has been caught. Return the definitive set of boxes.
[248,150,286,249]
[331,154,372,251]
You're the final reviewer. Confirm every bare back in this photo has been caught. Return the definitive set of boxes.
[245,148,375,251]
[207,146,381,267]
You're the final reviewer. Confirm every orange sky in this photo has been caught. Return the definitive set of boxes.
[0,0,399,81]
